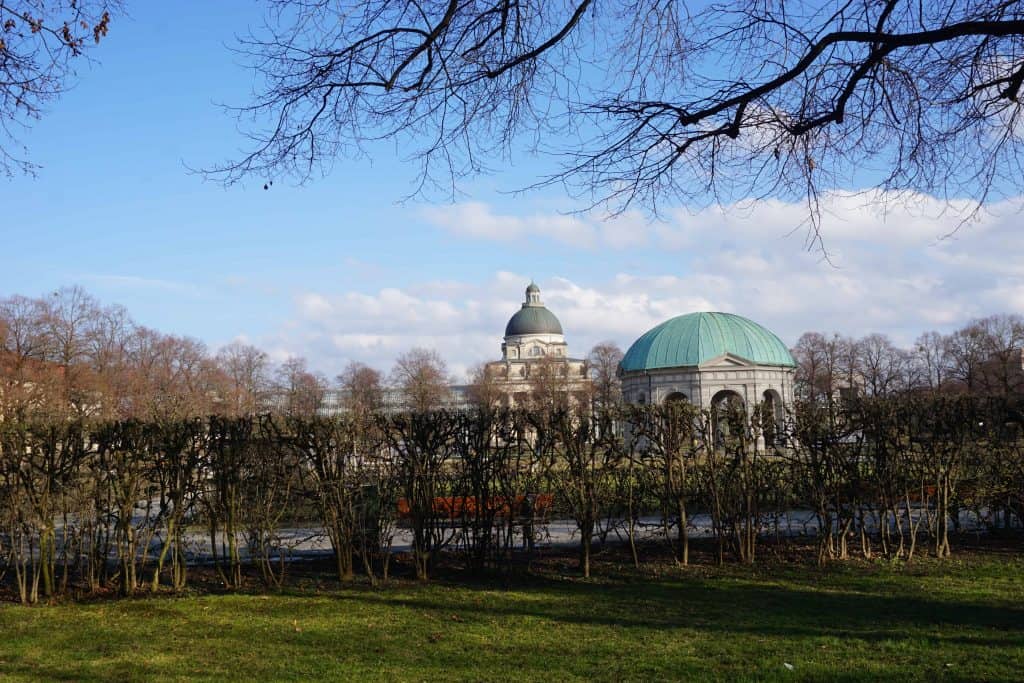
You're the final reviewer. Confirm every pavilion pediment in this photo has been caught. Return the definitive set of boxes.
[698,352,755,368]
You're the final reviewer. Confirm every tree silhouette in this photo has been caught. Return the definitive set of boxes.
[0,1,118,176]
[210,0,1024,245]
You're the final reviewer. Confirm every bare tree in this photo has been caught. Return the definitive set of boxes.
[859,333,908,397]
[587,341,623,410]
[945,322,990,392]
[465,361,504,408]
[275,356,328,417]
[793,332,854,403]
[85,302,134,418]
[631,401,701,565]
[239,417,302,588]
[549,406,622,578]
[0,1,118,175]
[391,347,450,412]
[383,410,458,580]
[91,420,159,597]
[215,341,270,416]
[913,331,951,391]
[0,294,49,360]
[790,398,866,564]
[286,415,361,583]
[526,355,574,411]
[212,0,1024,244]
[0,294,60,420]
[148,419,205,592]
[127,330,218,421]
[337,360,384,415]
[974,314,1024,394]
[792,332,827,402]
[42,285,101,415]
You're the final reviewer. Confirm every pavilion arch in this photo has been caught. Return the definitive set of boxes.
[664,391,689,404]
[711,389,745,410]
[761,389,785,447]
[710,389,746,447]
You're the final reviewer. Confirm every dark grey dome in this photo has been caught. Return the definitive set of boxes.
[505,306,563,336]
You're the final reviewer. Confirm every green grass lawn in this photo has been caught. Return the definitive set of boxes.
[1,555,1023,682]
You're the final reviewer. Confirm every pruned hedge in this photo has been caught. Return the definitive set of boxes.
[2,395,1023,603]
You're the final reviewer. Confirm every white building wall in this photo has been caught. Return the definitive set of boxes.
[620,357,794,411]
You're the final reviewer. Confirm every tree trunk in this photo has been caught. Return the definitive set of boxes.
[678,500,689,566]
[580,518,593,578]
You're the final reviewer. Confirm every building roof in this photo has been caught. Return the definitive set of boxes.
[504,282,565,337]
[620,312,796,371]
[505,305,564,336]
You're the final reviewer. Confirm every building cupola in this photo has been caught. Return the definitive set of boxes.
[525,281,542,306]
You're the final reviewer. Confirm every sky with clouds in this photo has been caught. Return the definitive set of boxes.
[2,3,1022,381]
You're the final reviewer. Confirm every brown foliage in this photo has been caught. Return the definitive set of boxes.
[337,360,384,415]
[391,347,450,413]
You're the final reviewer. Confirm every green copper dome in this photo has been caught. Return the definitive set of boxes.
[621,312,795,371]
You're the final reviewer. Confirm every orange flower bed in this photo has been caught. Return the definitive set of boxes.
[396,494,553,520]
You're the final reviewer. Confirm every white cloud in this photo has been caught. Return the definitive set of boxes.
[422,202,661,250]
[81,274,205,296]
[423,190,1024,257]
[421,202,598,247]
[255,192,1024,379]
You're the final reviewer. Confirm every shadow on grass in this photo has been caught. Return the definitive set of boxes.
[317,575,1024,647]
[1,565,1022,682]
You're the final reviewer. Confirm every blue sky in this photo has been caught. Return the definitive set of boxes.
[3,2,1023,379]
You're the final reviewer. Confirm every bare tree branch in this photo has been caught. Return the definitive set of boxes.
[0,1,118,176]
[208,0,1024,247]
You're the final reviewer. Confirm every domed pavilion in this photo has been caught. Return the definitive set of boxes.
[619,312,795,431]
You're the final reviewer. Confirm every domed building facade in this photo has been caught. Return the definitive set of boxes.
[484,282,589,406]
[619,312,795,430]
